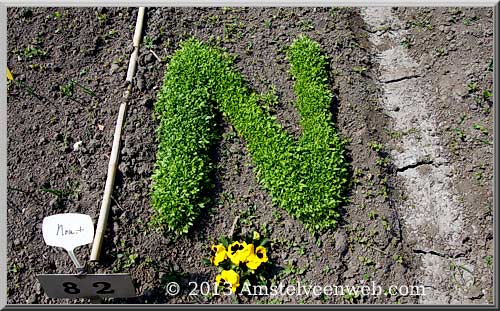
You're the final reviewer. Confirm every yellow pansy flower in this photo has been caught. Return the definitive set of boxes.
[227,241,254,265]
[246,246,269,270]
[216,269,240,293]
[210,244,227,266]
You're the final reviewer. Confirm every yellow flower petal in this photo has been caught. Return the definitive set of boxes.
[227,241,253,265]
[6,68,13,81]
[245,246,268,270]
[246,256,262,270]
[252,231,260,240]
[211,244,227,266]
[255,246,268,263]
[216,270,240,294]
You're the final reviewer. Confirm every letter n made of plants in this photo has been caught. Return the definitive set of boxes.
[151,36,349,235]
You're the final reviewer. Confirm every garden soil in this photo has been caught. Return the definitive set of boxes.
[6,7,494,304]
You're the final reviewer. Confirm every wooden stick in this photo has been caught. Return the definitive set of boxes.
[150,49,162,63]
[90,7,145,262]
[229,216,239,238]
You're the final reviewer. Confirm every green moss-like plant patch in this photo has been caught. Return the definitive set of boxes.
[152,36,349,235]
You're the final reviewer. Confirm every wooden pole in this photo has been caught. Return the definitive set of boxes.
[90,7,145,262]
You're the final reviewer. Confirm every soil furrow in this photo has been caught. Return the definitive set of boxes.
[361,7,492,304]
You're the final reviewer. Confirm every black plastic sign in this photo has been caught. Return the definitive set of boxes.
[37,273,136,298]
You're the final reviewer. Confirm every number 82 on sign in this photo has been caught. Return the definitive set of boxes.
[37,274,136,298]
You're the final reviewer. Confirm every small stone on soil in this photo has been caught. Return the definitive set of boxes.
[136,77,145,91]
[73,141,83,151]
[118,162,129,176]
[26,295,36,304]
[110,63,120,74]
[144,54,154,64]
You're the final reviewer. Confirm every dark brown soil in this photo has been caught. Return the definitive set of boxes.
[6,7,493,304]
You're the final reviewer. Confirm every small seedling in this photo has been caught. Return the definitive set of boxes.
[60,79,97,99]
[467,82,478,93]
[298,20,314,31]
[482,89,492,101]
[487,59,493,72]
[400,38,413,49]
[368,210,377,220]
[368,141,383,152]
[353,66,367,74]
[453,128,466,141]
[329,7,339,17]
[436,48,447,57]
[358,256,375,266]
[484,255,493,269]
[473,123,488,135]
[52,11,62,19]
[8,263,20,274]
[207,14,219,25]
[60,80,76,97]
[96,12,108,23]
[343,289,360,303]
[376,157,390,167]
[393,254,404,264]
[21,46,46,60]
[381,216,390,231]
[143,36,155,49]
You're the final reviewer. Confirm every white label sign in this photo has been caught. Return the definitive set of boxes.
[37,274,136,298]
[42,213,94,250]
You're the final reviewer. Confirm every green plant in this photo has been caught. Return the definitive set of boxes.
[393,254,404,264]
[151,36,349,235]
[467,82,478,93]
[436,47,447,57]
[368,141,383,152]
[358,256,375,266]
[40,180,79,209]
[352,66,367,74]
[376,157,390,167]
[400,38,413,49]
[482,89,492,101]
[450,261,474,288]
[329,7,339,17]
[8,263,20,274]
[484,255,493,269]
[52,11,62,19]
[343,289,360,303]
[60,79,96,99]
[60,79,76,97]
[143,36,155,49]
[208,14,219,25]
[487,59,493,72]
[96,12,107,23]
[473,123,488,135]
[21,46,46,60]
[409,18,433,30]
[264,19,272,29]
[298,20,314,31]
[368,210,377,220]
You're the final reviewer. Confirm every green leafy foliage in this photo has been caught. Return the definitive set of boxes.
[152,36,349,235]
